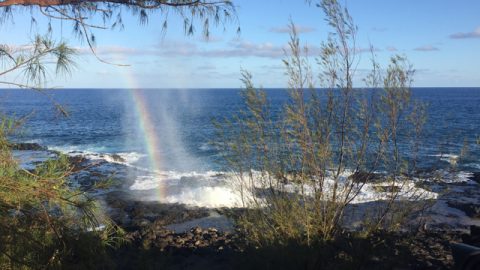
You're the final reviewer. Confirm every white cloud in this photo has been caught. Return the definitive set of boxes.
[77,39,386,61]
[449,26,480,39]
[269,25,316,34]
[386,46,398,52]
[76,45,141,55]
[414,45,439,52]
[77,40,287,59]
[355,47,382,53]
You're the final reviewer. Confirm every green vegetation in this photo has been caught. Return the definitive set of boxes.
[0,0,467,269]
[217,0,431,247]
[0,2,237,269]
[0,116,124,269]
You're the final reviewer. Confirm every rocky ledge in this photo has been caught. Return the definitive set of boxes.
[125,226,242,252]
[10,142,46,151]
[110,223,480,270]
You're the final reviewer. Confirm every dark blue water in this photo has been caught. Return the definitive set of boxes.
[2,88,479,173]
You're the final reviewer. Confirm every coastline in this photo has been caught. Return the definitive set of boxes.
[9,142,480,269]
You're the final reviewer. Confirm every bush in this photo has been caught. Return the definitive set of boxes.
[217,0,432,246]
[0,116,122,269]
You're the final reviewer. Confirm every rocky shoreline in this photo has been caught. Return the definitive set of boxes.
[110,218,480,269]
[101,188,480,269]
[11,142,480,269]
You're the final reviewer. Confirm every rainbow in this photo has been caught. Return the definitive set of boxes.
[121,72,165,197]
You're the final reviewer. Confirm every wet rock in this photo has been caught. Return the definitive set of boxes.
[11,142,46,151]
[110,154,126,163]
[104,190,211,230]
[203,233,213,241]
[157,239,169,250]
[208,227,218,233]
[156,229,173,238]
[132,218,151,228]
[175,238,185,245]
[462,225,480,246]
[349,171,382,183]
[373,185,401,193]
[185,232,194,240]
[67,155,91,171]
[164,234,174,243]
[471,225,480,238]
[124,223,243,255]
[447,202,480,218]
[125,230,142,242]
[192,226,203,235]
[469,172,480,184]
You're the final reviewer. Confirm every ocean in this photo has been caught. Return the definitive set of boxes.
[2,88,480,207]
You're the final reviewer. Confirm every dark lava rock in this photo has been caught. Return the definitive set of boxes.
[349,171,381,183]
[132,218,151,228]
[192,226,203,235]
[462,225,480,246]
[393,230,461,270]
[67,155,90,171]
[104,191,210,229]
[110,154,126,163]
[472,225,480,238]
[469,172,480,184]
[372,185,401,193]
[11,142,46,151]
[127,225,242,252]
[447,202,480,218]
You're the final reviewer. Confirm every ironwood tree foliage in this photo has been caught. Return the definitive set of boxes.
[0,125,121,268]
[0,0,236,89]
[0,0,237,43]
[217,0,430,246]
[0,1,237,269]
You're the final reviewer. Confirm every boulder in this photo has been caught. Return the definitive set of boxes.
[447,202,480,218]
[469,172,480,185]
[462,225,480,246]
[373,185,401,193]
[349,171,381,183]
[110,154,126,163]
[192,226,203,235]
[67,155,89,171]
[132,218,151,228]
[11,142,45,151]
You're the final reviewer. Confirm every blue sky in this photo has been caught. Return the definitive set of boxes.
[3,0,480,88]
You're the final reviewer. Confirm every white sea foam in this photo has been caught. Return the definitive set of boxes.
[128,169,440,208]
[454,171,474,182]
[466,163,480,170]
[21,145,473,210]
[198,142,219,151]
[129,170,242,208]
[129,175,163,190]
[23,139,43,144]
[353,180,438,203]
[49,145,106,155]
[162,186,242,208]
[282,170,438,204]
[49,145,146,167]
[430,153,460,165]
[424,169,473,183]
[101,152,145,165]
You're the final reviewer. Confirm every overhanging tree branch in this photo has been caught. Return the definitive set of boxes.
[0,0,212,8]
[1,0,238,65]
